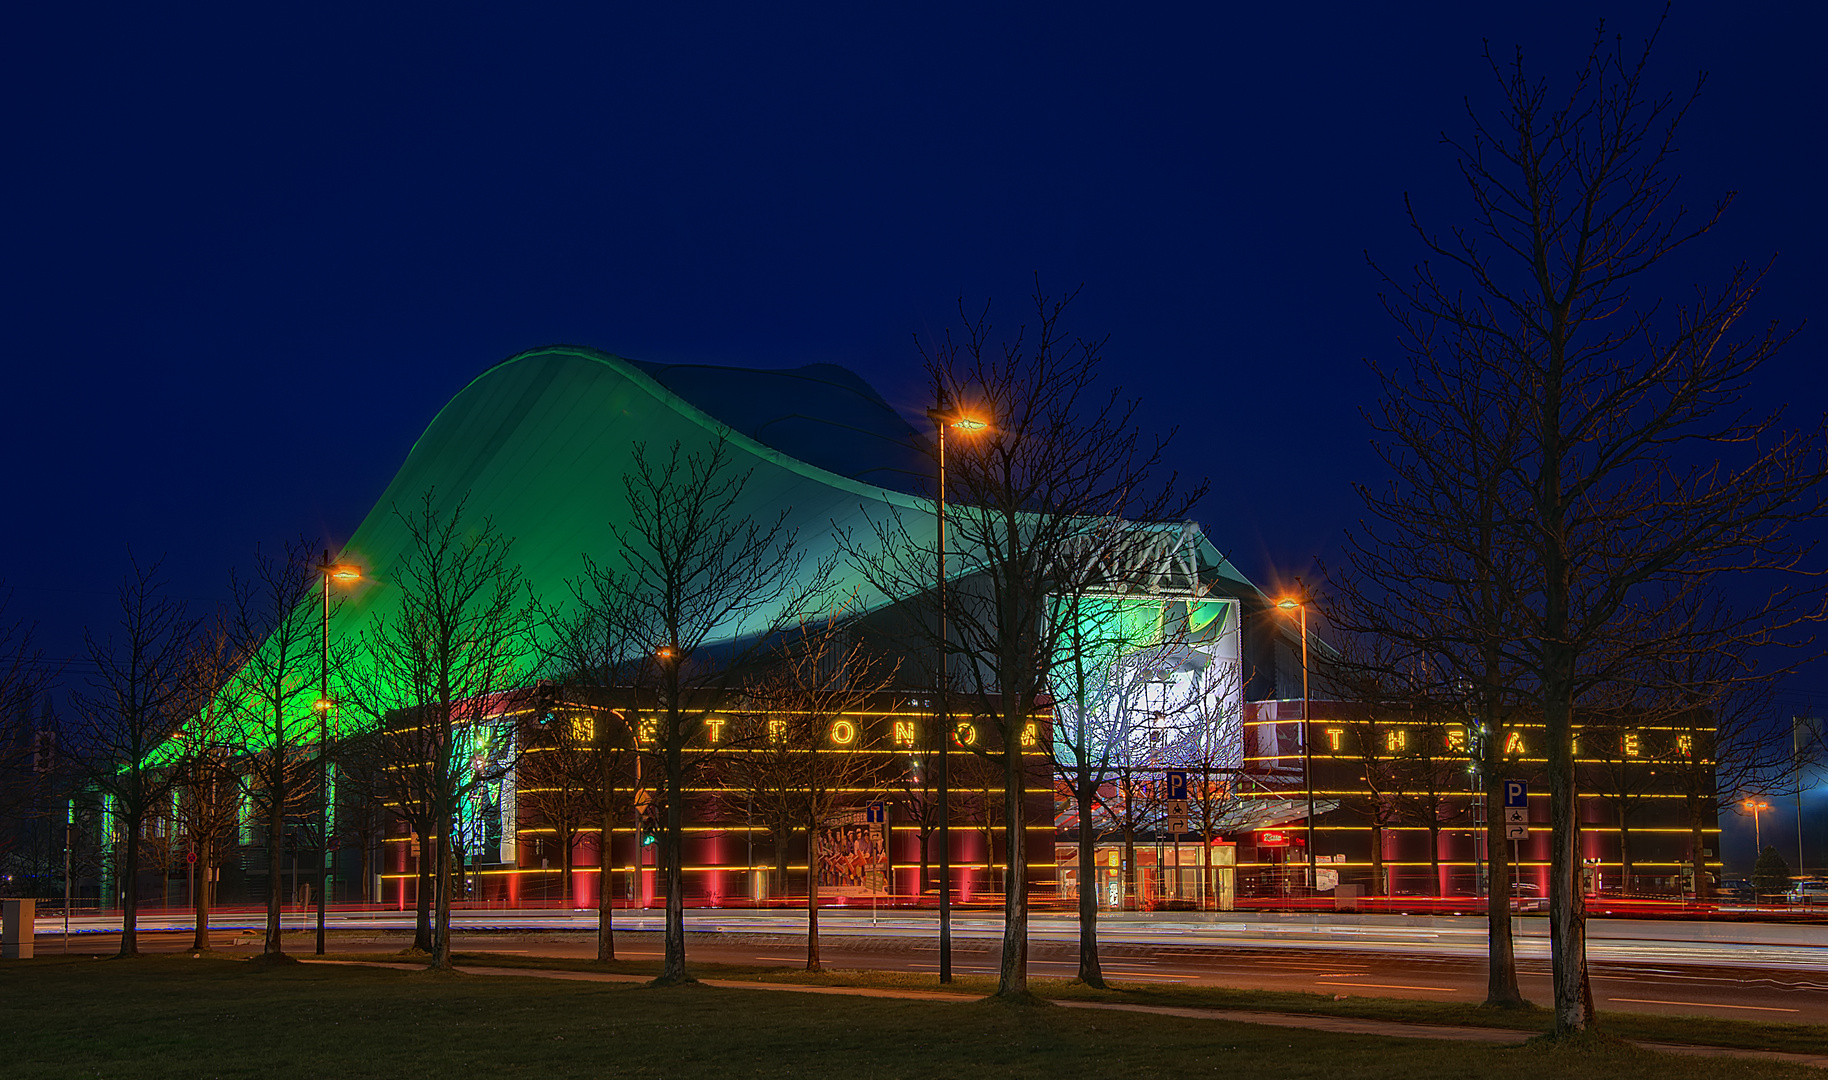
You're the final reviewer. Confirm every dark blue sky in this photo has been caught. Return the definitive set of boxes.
[3,0,1823,740]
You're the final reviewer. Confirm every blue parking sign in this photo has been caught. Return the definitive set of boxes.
[1164,770,1188,801]
[1504,780,1528,809]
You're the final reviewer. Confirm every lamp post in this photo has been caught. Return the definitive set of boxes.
[925,398,987,984]
[314,554,361,955]
[1275,593,1314,890]
[1745,799,1770,854]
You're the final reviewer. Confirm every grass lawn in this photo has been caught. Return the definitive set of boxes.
[341,949,1828,1059]
[0,954,1817,1079]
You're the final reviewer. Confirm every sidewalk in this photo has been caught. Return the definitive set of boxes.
[304,958,1828,1070]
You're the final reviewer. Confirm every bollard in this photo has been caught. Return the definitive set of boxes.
[2,898,35,959]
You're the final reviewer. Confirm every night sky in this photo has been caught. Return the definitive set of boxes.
[5,0,1824,785]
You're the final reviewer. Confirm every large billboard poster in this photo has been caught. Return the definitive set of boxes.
[819,811,889,896]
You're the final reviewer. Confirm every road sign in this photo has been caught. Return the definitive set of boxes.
[1503,807,1528,826]
[185,850,197,864]
[864,802,886,824]
[1164,770,1188,801]
[1505,823,1529,840]
[1503,780,1528,809]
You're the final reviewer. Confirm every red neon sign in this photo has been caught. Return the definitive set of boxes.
[1258,830,1291,847]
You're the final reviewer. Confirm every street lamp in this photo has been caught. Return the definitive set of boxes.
[1745,799,1770,854]
[315,552,361,955]
[925,397,989,985]
[1275,593,1315,890]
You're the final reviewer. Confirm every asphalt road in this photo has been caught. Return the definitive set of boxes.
[31,909,1828,1024]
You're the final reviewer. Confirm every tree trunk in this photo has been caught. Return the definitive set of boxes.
[1688,796,1710,900]
[659,724,689,984]
[1122,820,1137,912]
[775,829,791,901]
[359,828,373,905]
[1545,669,1595,1032]
[265,796,286,956]
[413,830,434,953]
[430,817,455,969]
[192,847,212,952]
[995,742,1029,998]
[1482,769,1524,1006]
[597,811,616,961]
[1429,821,1442,896]
[917,824,930,898]
[560,828,573,911]
[118,823,141,958]
[1369,819,1386,898]
[1617,805,1633,895]
[805,826,821,972]
[1074,766,1105,987]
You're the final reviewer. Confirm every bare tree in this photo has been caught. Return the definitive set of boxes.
[169,613,246,951]
[354,492,538,970]
[225,540,323,960]
[1170,671,1247,911]
[1050,582,1151,987]
[516,704,598,911]
[599,434,830,985]
[0,589,56,891]
[891,712,944,901]
[1353,18,1826,1033]
[69,556,196,957]
[728,618,895,970]
[542,558,646,961]
[848,285,1202,999]
[1629,594,1797,898]
[1390,702,1473,897]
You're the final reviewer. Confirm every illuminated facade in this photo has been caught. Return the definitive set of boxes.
[376,691,1057,908]
[1239,700,1723,899]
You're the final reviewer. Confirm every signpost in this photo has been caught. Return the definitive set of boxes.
[1503,780,1529,841]
[1503,780,1528,902]
[1164,772,1188,900]
[865,803,887,924]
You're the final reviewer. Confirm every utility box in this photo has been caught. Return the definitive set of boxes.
[2,898,35,959]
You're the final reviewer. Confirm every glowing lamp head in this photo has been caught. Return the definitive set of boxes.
[329,565,362,582]
[1276,598,1300,611]
[950,416,988,432]
[312,697,333,713]
[656,646,676,661]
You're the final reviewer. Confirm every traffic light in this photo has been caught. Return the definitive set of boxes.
[640,812,659,847]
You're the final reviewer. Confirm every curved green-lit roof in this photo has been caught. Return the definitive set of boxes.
[287,345,1261,734]
[326,344,938,661]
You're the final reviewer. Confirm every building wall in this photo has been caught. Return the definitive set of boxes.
[1239,702,1723,897]
[381,693,1057,908]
